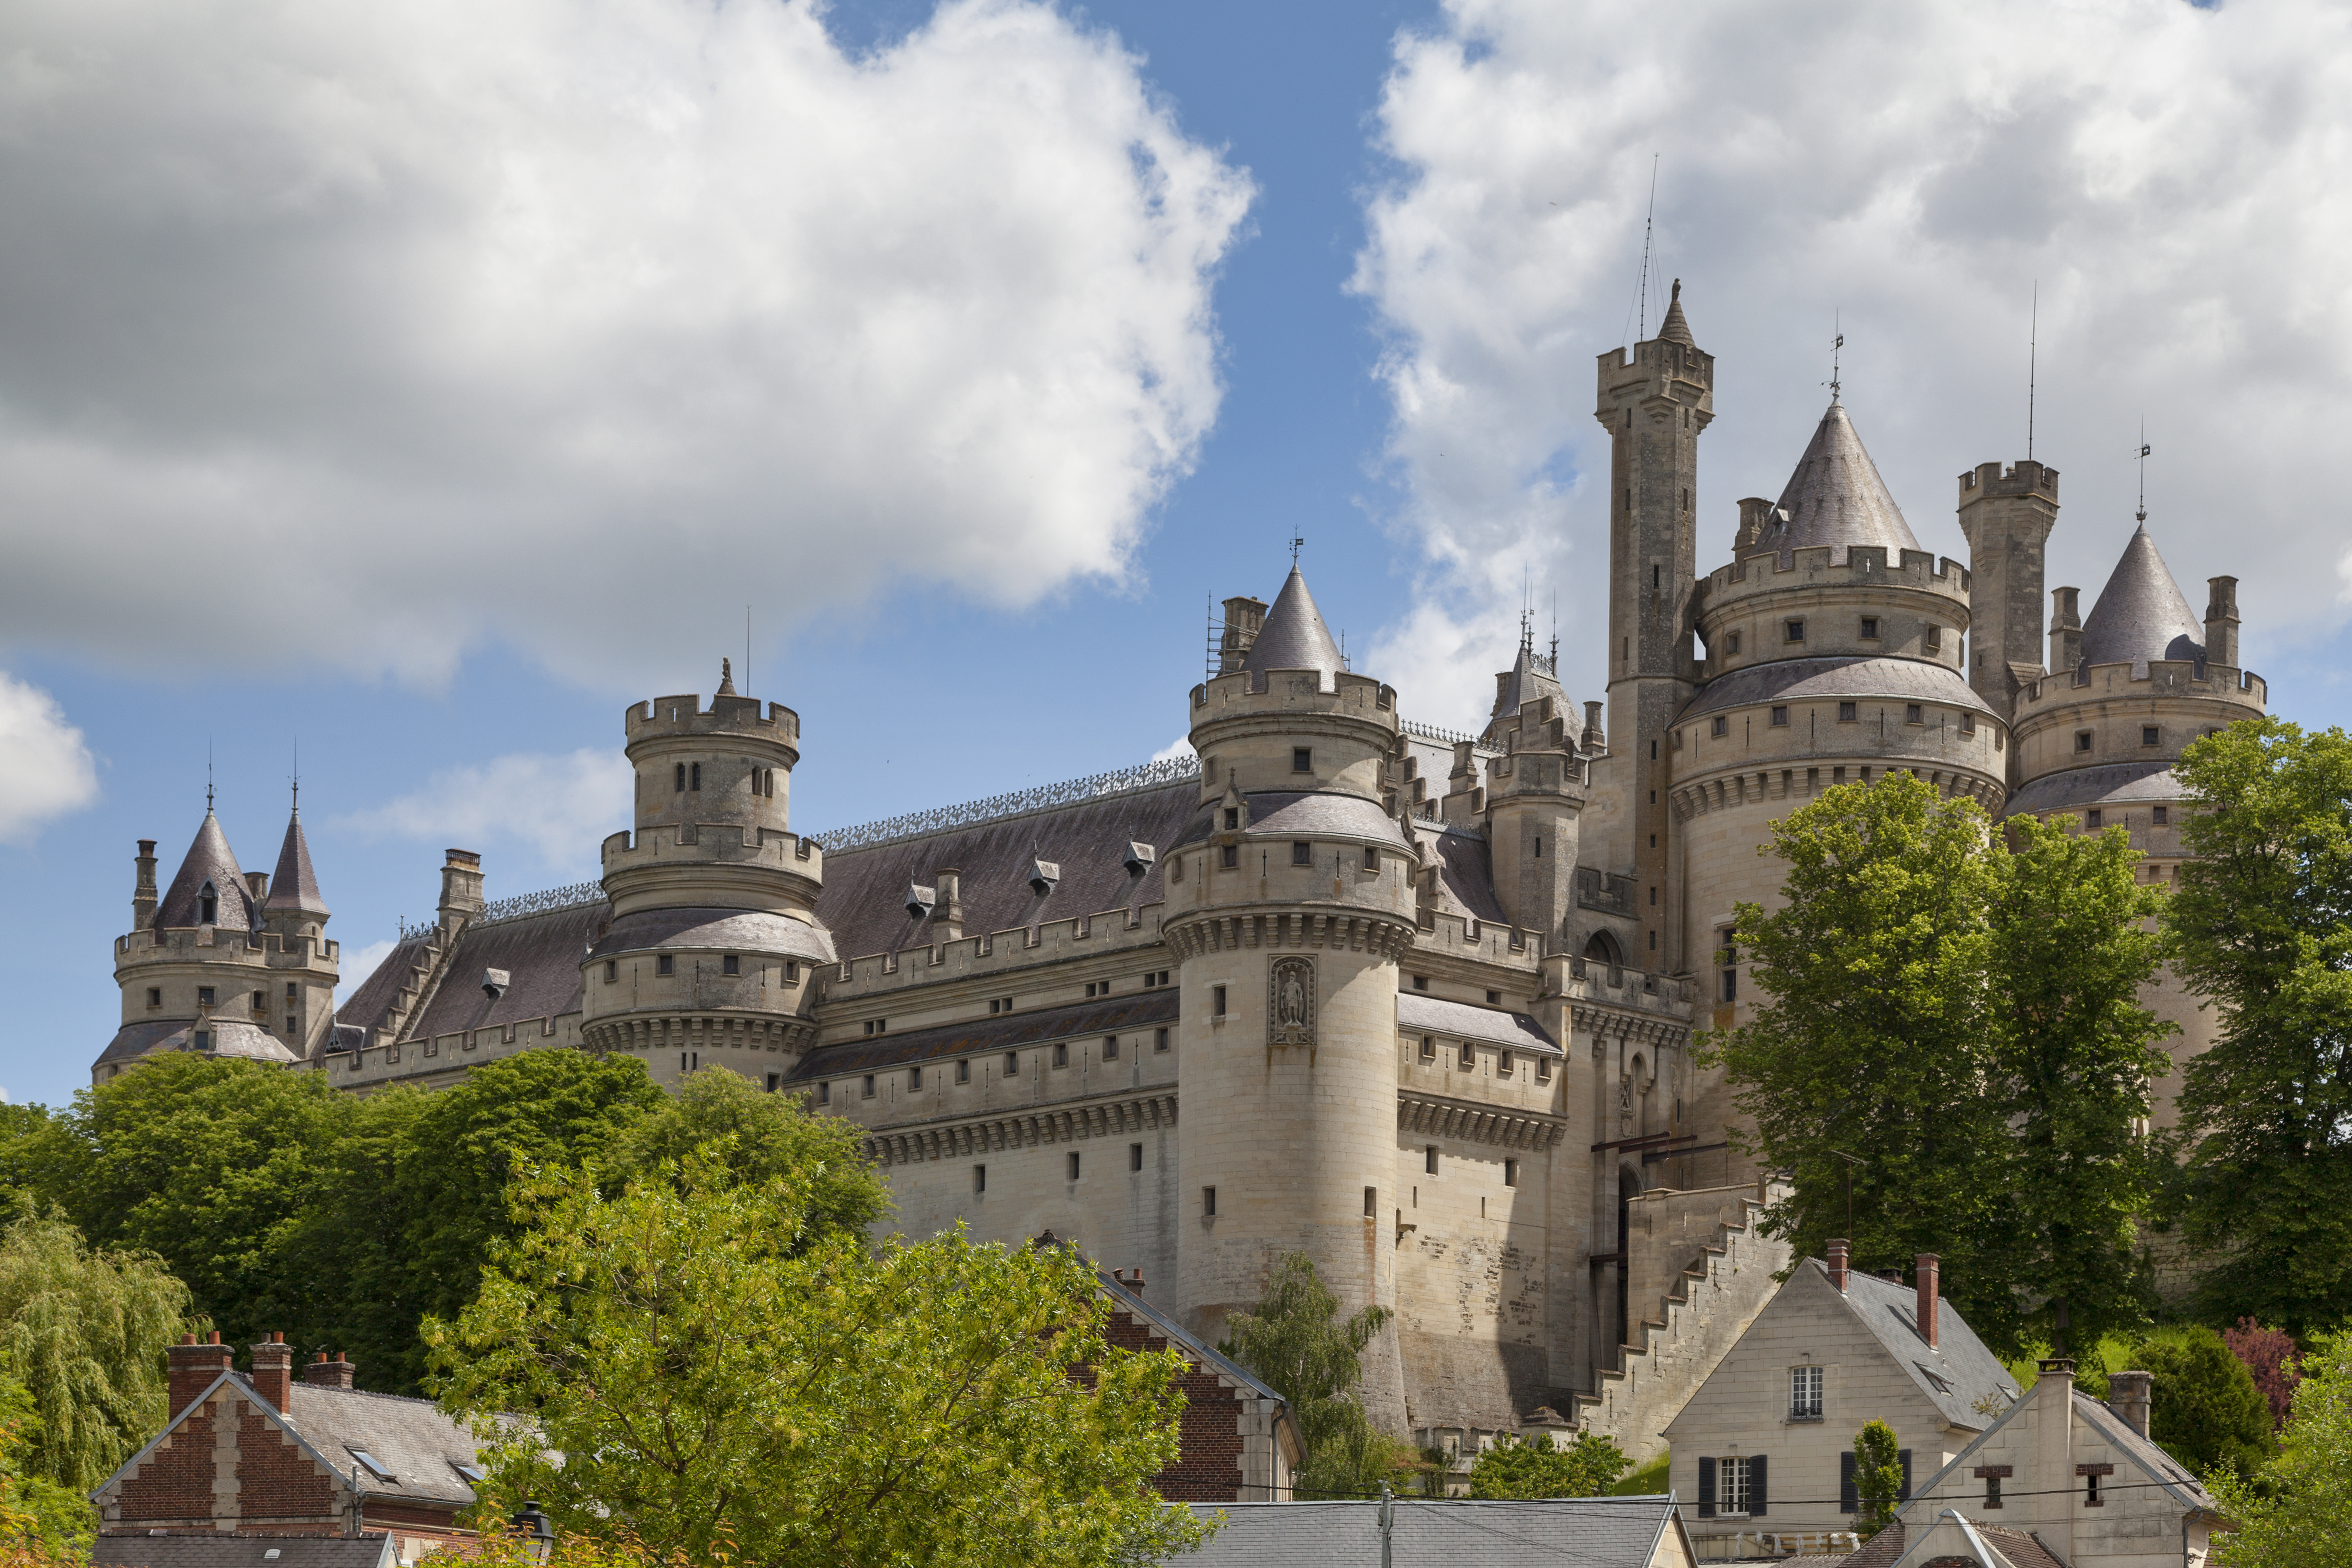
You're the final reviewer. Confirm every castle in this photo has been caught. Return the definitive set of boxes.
[93,284,2266,1458]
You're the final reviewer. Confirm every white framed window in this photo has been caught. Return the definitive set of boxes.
[1791,1365,1823,1419]
[1718,1455,1751,1516]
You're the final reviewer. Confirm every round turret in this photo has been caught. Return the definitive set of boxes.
[582,663,835,1082]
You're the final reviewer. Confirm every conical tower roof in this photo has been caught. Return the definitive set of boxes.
[263,807,329,919]
[1760,402,1921,562]
[1655,279,1694,346]
[1241,567,1346,683]
[2079,524,2204,675]
[1494,641,1540,721]
[155,812,252,931]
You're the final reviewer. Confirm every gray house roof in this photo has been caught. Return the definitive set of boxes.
[1814,1260,2019,1430]
[1170,1495,1690,1567]
[1241,567,1346,685]
[2079,524,2205,675]
[1901,1379,2216,1530]
[282,1380,487,1508]
[96,1536,394,1568]
[95,1018,300,1070]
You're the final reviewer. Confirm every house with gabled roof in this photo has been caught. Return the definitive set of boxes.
[1659,1245,2020,1556]
[1867,1355,2222,1568]
[92,1334,492,1568]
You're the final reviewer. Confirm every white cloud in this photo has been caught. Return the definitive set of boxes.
[0,0,1252,690]
[336,938,398,1002]
[1355,0,2352,725]
[339,747,631,874]
[1150,735,1196,762]
[0,670,98,842]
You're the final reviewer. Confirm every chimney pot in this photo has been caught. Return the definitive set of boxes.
[1916,1253,1940,1349]
[168,1335,235,1419]
[208,1332,221,1344]
[1826,1239,1850,1293]
[303,1350,357,1391]
[249,1333,295,1413]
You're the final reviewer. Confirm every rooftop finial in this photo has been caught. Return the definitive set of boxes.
[717,657,736,697]
[1827,312,1844,406]
[291,738,299,814]
[2027,280,2039,461]
[2135,421,2151,527]
[1289,532,1304,567]
[207,741,214,815]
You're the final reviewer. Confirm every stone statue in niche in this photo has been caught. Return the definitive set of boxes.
[1269,956,1315,1048]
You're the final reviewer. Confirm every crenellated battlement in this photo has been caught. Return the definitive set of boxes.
[600,822,823,868]
[115,926,339,967]
[1701,542,1970,605]
[827,900,1172,997]
[1189,664,1399,804]
[624,691,801,749]
[1189,665,1397,720]
[1957,458,2060,504]
[2015,658,2267,721]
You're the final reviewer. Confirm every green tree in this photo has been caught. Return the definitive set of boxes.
[1217,1252,1401,1497]
[0,1367,96,1560]
[1702,773,2168,1355]
[2133,1325,2274,1482]
[2211,1332,2352,1567]
[429,1153,1205,1568]
[1852,1419,1903,1538]
[611,1066,887,1238]
[1467,1432,1630,1499]
[0,1214,190,1493]
[2165,718,2352,1333]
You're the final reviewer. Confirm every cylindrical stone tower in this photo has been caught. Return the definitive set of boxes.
[1168,567,1418,1432]
[583,661,835,1086]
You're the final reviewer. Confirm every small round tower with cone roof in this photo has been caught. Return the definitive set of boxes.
[581,661,836,1085]
[1169,566,1418,1431]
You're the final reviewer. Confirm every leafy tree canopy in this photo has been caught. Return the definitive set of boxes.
[1217,1253,1408,1498]
[2134,1325,2275,1482]
[429,1151,1204,1568]
[1466,1432,1630,1499]
[2211,1332,2352,1567]
[1852,1419,1903,1538]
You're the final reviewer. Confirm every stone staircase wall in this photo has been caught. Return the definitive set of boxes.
[1574,1179,1792,1465]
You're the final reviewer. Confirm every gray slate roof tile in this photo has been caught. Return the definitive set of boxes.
[281,1381,485,1508]
[2080,525,2205,675]
[1680,655,1996,723]
[792,990,1178,1079]
[264,809,330,918]
[1804,1259,2019,1431]
[1240,567,1346,685]
[2001,761,2183,819]
[155,813,254,932]
[1757,402,1922,564]
[1396,992,1560,1055]
[1173,1496,1686,1567]
[97,1018,299,1068]
[96,1536,394,1568]
[398,902,612,1044]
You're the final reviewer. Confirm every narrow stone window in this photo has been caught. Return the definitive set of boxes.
[657,954,674,976]
[861,1074,875,1099]
[1413,974,1429,991]
[954,1059,969,1084]
[1838,702,1858,722]
[1364,1186,1378,1216]
[1458,1041,1474,1070]
[1204,1186,1217,1216]
[1425,1145,1439,1175]
[252,990,266,1014]
[1486,990,1500,1004]
[1067,1152,1081,1182]
[1155,1028,1170,1052]
[1785,619,1806,643]
[1860,617,1880,639]
[1004,1051,1019,1076]
[1221,844,1239,869]
[1498,1051,1513,1078]
[1053,1042,1069,1068]
[1771,706,1789,726]
[1223,808,1239,830]
[689,763,701,791]
[198,883,218,924]
[2143,725,2162,746]
[1960,712,1976,734]
[1103,1034,1119,1060]
[1924,624,1943,652]
[1213,985,1228,1016]
[2088,809,2103,830]
[785,962,800,982]
[1533,836,1542,859]
[722,954,740,976]
[1535,1057,1552,1083]
[1720,927,1739,1003]
[908,1065,922,1090]
[1906,704,1923,725]
[1728,631,1742,655]
[1131,1143,1144,1173]
[2153,806,2169,826]
[764,1072,778,1092]
[1711,715,1728,737]
[198,986,216,1006]
[2076,730,2095,752]
[1292,748,1312,773]
[817,1081,829,1105]
[1363,845,1379,871]
[974,1165,986,1194]
[285,982,299,998]
[674,763,686,793]
[1504,1159,1519,1188]
[146,988,161,1008]
[1292,841,1312,865]
[1420,1035,1435,1061]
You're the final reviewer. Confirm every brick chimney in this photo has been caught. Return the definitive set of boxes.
[169,1332,233,1418]
[1826,1239,1850,1293]
[1916,1253,1940,1348]
[249,1332,294,1413]
[2109,1369,2153,1438]
[305,1350,356,1391]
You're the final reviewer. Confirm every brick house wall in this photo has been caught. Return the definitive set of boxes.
[1105,1306,1248,1501]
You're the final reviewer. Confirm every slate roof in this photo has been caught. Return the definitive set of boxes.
[333,935,429,1041]
[1240,567,1346,685]
[95,1536,394,1568]
[154,813,253,932]
[2079,524,2205,675]
[790,990,1178,1079]
[263,808,330,919]
[1167,791,1411,853]
[1493,642,1564,725]
[1414,825,1509,925]
[1681,655,1997,723]
[1098,1267,1284,1406]
[95,1018,299,1069]
[1171,1496,1688,1567]
[1804,1258,2020,1430]
[2001,760,2183,820]
[282,1380,486,1508]
[1396,992,1561,1056]
[1831,1516,2066,1568]
[1656,279,1695,347]
[589,907,835,966]
[814,781,1195,963]
[334,902,612,1044]
[1904,1379,2216,1538]
[1754,402,1922,564]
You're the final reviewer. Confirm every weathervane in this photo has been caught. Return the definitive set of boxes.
[1827,314,1844,405]
[1289,532,1304,567]
[2135,422,2152,525]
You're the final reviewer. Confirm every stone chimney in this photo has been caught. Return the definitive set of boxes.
[168,1332,233,1418]
[2049,586,2083,675]
[2205,576,2240,668]
[249,1332,294,1413]
[1582,701,1606,751]
[243,871,270,905]
[2109,1369,2153,1438]
[1826,1239,1850,1293]
[439,849,485,937]
[134,840,159,929]
[1916,1253,1940,1349]
[1218,596,1268,674]
[305,1350,356,1391]
[934,869,964,942]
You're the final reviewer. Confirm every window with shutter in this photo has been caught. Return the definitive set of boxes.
[1696,1456,1716,1518]
[1749,1454,1767,1517]
[1899,1449,1913,1501]
[1840,1450,1857,1513]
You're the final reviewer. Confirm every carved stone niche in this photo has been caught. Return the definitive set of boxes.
[1269,956,1316,1048]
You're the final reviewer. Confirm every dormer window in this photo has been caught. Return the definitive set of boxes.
[198,882,218,924]
[1223,808,1240,831]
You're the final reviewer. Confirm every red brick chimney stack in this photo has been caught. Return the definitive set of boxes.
[304,1350,357,1391]
[1826,1239,1850,1293]
[1916,1253,1940,1349]
[169,1332,234,1418]
[250,1332,294,1413]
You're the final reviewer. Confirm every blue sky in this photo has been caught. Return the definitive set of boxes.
[6,0,2351,1109]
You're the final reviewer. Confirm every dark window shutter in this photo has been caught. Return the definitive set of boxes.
[1697,1456,1716,1517]
[1749,1454,1768,1517]
[1840,1450,1856,1513]
[1898,1449,1913,1501]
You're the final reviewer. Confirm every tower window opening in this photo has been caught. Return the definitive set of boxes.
[2077,731,2095,752]
[146,988,161,1008]
[1486,989,1501,1004]
[1292,841,1312,865]
[1651,740,1659,760]
[1533,837,1542,858]
[722,954,740,976]
[1053,1043,1068,1068]
[1103,1034,1119,1060]
[285,982,298,998]
[1711,716,1728,737]
[198,882,218,924]
[1786,619,1806,643]
[657,954,675,976]
[1458,1041,1475,1071]
[2143,725,2161,746]
[1771,706,1789,727]
[861,1074,875,1099]
[1905,704,1924,725]
[690,763,701,791]
[1223,808,1239,830]
[1155,1027,1170,1052]
[1420,1035,1436,1061]
[1412,974,1428,991]
[1131,1143,1144,1173]
[786,962,800,982]
[1363,845,1379,870]
[1728,632,1741,656]
[1364,1185,1378,1216]
[1426,1146,1439,1174]
[604,961,617,981]
[1505,1159,1519,1187]
[252,990,266,1014]
[674,764,686,793]
[1960,713,1976,735]
[908,1065,922,1090]
[1720,927,1739,1003]
[1005,1051,1020,1075]
[956,1059,970,1083]
[1213,985,1228,1016]
[1925,624,1943,652]
[1653,565,1660,589]
[1861,617,1880,639]
[2153,806,2169,826]
[1221,845,1238,869]
[1498,1051,1513,1078]
[198,986,216,1006]
[1292,748,1312,773]
[1067,1152,1081,1182]
[1204,1186,1217,1217]
[974,1165,986,1194]
[1536,1057,1552,1083]
[1838,702,1858,722]
[2088,809,2104,830]
[817,1081,830,1105]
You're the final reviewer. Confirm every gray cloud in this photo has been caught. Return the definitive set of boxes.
[0,0,1252,689]
[1354,0,2352,725]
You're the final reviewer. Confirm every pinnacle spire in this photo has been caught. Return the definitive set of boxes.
[716,658,736,697]
[1241,567,1347,684]
[1757,401,1920,563]
[154,812,251,931]
[2080,524,2204,675]
[264,800,330,920]
[1656,279,1694,346]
